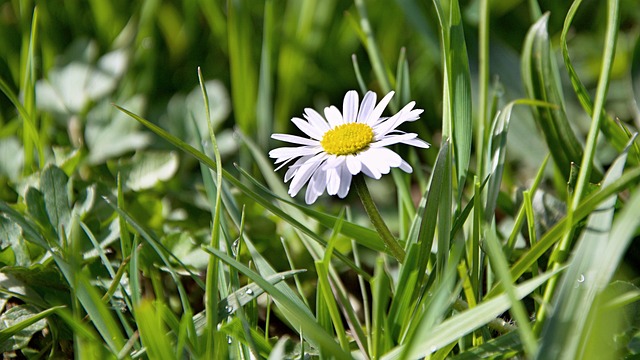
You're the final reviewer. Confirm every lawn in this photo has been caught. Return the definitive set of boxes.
[1,0,640,359]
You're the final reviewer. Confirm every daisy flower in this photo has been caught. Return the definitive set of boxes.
[269,90,430,204]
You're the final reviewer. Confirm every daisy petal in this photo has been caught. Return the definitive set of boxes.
[288,154,326,197]
[326,167,340,195]
[291,117,324,139]
[272,133,319,146]
[399,159,413,173]
[324,105,344,127]
[371,133,419,147]
[269,146,321,161]
[337,166,352,198]
[365,91,394,125]
[322,155,345,171]
[402,138,431,148]
[346,155,362,175]
[343,90,359,123]
[304,108,331,132]
[370,147,403,168]
[357,91,377,123]
[306,169,327,204]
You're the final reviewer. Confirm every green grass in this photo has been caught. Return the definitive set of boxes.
[1,0,640,359]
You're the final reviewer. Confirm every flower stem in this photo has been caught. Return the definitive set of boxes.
[353,174,406,263]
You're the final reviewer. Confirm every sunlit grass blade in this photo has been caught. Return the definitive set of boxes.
[256,0,275,148]
[198,66,224,358]
[449,331,522,360]
[407,139,450,288]
[521,13,598,182]
[103,197,198,310]
[135,300,175,360]
[446,0,473,195]
[537,134,636,359]
[203,246,351,360]
[382,267,563,360]
[535,0,620,332]
[484,223,537,358]
[354,0,393,97]
[560,0,634,162]
[227,0,257,137]
[371,256,392,358]
[0,305,64,343]
[485,99,554,221]
[486,164,640,297]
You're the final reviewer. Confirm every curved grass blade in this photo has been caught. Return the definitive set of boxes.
[560,0,634,162]
[521,14,599,182]
[203,246,351,360]
[382,268,563,360]
[537,135,636,360]
[486,164,640,298]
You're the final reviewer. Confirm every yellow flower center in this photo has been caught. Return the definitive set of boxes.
[320,123,374,155]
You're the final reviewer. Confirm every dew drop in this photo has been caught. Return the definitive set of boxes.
[231,239,240,256]
[577,274,585,283]
[245,288,254,296]
[225,305,234,314]
[227,336,232,344]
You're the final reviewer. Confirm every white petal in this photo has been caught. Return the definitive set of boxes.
[373,101,419,136]
[337,166,352,198]
[361,164,380,179]
[399,159,413,173]
[284,156,312,181]
[371,133,418,147]
[326,167,340,195]
[369,147,403,167]
[305,186,321,204]
[306,168,327,204]
[322,155,345,171]
[402,137,431,148]
[346,155,362,175]
[357,91,377,123]
[303,108,331,132]
[358,151,388,178]
[343,90,359,123]
[365,91,394,125]
[269,146,321,161]
[288,154,325,197]
[291,117,324,140]
[272,133,319,146]
[324,105,344,127]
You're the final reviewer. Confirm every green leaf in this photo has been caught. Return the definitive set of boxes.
[0,305,63,352]
[0,217,30,266]
[40,164,71,235]
[116,151,179,191]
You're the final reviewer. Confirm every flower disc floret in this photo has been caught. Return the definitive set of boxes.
[320,123,374,155]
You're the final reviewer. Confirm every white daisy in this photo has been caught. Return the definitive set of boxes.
[269,90,430,204]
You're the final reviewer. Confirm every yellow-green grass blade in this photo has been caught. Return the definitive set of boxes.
[560,0,635,163]
[521,14,599,182]
[487,164,640,298]
[537,134,636,360]
[204,246,351,360]
[135,300,175,360]
[382,267,563,360]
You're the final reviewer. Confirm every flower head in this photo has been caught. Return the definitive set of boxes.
[269,90,430,204]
